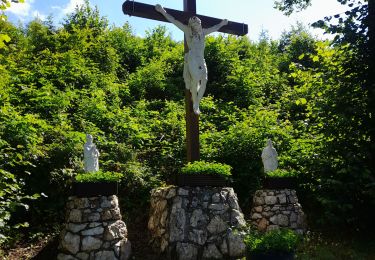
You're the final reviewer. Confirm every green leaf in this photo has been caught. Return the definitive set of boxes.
[181,161,232,177]
[0,34,11,48]
[75,171,123,183]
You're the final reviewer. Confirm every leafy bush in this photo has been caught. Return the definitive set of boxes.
[244,228,301,254]
[0,169,41,245]
[75,171,123,183]
[181,161,232,177]
[266,169,296,178]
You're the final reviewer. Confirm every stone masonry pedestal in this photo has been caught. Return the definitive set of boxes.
[58,195,131,260]
[250,189,306,234]
[148,186,246,260]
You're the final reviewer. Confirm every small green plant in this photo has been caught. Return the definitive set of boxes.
[244,228,301,255]
[266,169,296,178]
[181,161,232,177]
[75,171,123,183]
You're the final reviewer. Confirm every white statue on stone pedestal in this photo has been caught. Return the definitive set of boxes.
[261,139,278,173]
[84,134,100,173]
[155,4,228,115]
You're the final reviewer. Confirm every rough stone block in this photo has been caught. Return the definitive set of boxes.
[190,209,208,228]
[81,236,102,251]
[251,213,262,220]
[208,203,228,212]
[61,232,80,254]
[212,193,221,203]
[258,218,268,231]
[188,229,207,245]
[120,239,132,260]
[228,195,240,210]
[176,242,198,260]
[76,252,89,260]
[110,208,122,220]
[265,196,277,205]
[231,209,246,227]
[166,188,176,199]
[253,196,265,206]
[86,212,100,222]
[277,214,289,227]
[169,208,186,242]
[75,198,89,209]
[178,188,189,196]
[104,220,127,241]
[57,253,78,260]
[101,210,112,221]
[94,250,115,260]
[277,194,287,204]
[81,226,104,236]
[207,216,228,234]
[202,244,222,259]
[68,209,82,223]
[227,230,246,258]
[67,223,87,233]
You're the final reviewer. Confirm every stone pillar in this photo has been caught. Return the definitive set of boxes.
[250,189,306,234]
[58,195,131,260]
[148,186,246,260]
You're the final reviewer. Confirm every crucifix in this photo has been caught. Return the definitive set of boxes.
[123,0,248,162]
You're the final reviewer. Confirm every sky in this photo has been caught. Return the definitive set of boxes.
[5,0,350,41]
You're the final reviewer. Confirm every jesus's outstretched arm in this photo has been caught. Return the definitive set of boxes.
[203,19,228,35]
[155,4,188,33]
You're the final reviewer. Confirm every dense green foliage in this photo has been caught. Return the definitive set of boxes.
[244,228,301,254]
[0,1,373,248]
[266,169,295,178]
[75,171,122,183]
[181,161,232,177]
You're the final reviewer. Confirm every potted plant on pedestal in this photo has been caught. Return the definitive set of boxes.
[244,228,301,260]
[72,171,122,197]
[175,161,232,186]
[262,169,297,189]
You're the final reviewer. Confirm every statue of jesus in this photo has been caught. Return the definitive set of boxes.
[155,4,228,114]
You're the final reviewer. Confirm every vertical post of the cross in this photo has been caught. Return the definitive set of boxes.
[183,0,200,162]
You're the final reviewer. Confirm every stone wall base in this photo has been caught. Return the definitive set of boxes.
[148,186,246,260]
[58,195,131,260]
[250,189,306,234]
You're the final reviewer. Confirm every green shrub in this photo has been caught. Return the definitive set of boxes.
[75,171,123,183]
[266,169,296,178]
[181,161,232,177]
[244,228,301,254]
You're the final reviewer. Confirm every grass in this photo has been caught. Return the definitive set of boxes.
[295,231,375,260]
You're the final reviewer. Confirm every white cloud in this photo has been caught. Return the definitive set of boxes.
[6,0,34,17]
[32,10,47,21]
[51,5,62,10]
[62,0,86,15]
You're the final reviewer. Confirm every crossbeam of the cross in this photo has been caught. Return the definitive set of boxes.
[123,1,248,36]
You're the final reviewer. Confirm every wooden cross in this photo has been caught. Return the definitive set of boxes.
[123,0,248,162]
